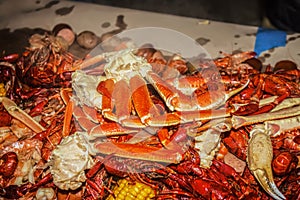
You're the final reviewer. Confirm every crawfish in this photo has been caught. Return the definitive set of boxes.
[0,152,18,188]
[34,116,65,161]
[222,128,249,161]
[275,68,300,83]
[0,110,11,127]
[232,70,300,115]
[167,161,239,199]
[16,34,76,88]
[272,150,298,176]
[0,173,53,199]
[84,160,114,200]
[156,149,241,199]
[0,152,18,178]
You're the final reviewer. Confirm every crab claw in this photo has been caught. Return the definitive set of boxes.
[247,125,285,200]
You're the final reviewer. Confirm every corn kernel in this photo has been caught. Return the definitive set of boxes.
[130,189,137,196]
[133,185,140,191]
[120,179,127,184]
[136,194,145,200]
[135,182,144,188]
[127,193,135,199]
[0,85,6,97]
[144,187,152,194]
[119,189,127,196]
[149,190,156,197]
[140,190,148,196]
[117,193,125,199]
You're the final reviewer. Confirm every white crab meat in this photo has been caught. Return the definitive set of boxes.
[50,132,95,190]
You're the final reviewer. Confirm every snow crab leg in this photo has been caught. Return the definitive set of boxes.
[146,71,250,112]
[60,88,140,139]
[93,142,184,164]
[232,104,300,129]
[258,97,300,112]
[265,115,300,137]
[0,97,45,133]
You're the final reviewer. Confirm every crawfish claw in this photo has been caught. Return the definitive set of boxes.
[247,125,285,200]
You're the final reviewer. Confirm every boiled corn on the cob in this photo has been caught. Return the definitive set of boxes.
[107,179,156,200]
[0,83,6,97]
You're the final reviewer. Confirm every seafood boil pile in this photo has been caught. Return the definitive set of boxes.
[0,33,299,200]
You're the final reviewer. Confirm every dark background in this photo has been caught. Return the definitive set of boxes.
[72,0,300,32]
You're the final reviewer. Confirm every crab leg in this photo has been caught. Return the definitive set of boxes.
[129,73,227,127]
[144,113,182,127]
[232,104,300,129]
[247,125,285,200]
[130,79,182,126]
[121,116,147,128]
[147,71,249,111]
[146,71,197,111]
[0,97,45,133]
[72,103,99,124]
[97,78,116,121]
[129,73,160,125]
[187,117,232,136]
[270,97,300,112]
[88,123,139,139]
[177,108,232,124]
[77,54,105,70]
[196,80,249,109]
[93,142,184,163]
[112,79,132,121]
[71,102,139,138]
[264,115,300,137]
[62,98,74,137]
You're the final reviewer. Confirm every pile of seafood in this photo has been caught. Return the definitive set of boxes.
[0,33,299,200]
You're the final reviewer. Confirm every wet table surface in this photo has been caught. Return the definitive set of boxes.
[0,0,299,66]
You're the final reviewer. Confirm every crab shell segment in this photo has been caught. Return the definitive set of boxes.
[247,125,286,200]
